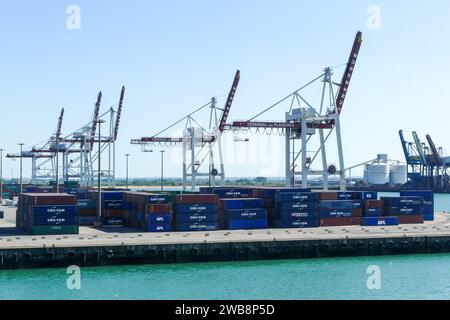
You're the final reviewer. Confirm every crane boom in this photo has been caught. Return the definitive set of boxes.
[336,31,363,114]
[56,108,64,139]
[89,91,102,149]
[114,86,125,141]
[412,131,428,165]
[218,70,240,132]
[227,121,333,130]
[426,134,443,166]
[399,130,411,164]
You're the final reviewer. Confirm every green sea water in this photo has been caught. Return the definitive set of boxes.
[0,192,449,300]
[1,254,450,300]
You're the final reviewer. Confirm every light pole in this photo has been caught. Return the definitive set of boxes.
[0,148,4,204]
[160,151,165,192]
[96,119,106,226]
[125,154,130,189]
[55,138,60,193]
[18,143,25,194]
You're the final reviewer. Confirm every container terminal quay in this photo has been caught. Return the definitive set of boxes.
[1,31,450,270]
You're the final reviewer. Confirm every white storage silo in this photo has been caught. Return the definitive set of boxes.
[366,164,390,185]
[390,165,407,185]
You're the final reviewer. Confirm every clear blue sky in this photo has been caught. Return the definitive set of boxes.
[1,1,449,179]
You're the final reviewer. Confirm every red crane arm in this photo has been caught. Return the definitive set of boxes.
[228,121,333,130]
[336,31,363,114]
[426,134,443,166]
[130,135,217,145]
[56,108,64,139]
[114,86,125,141]
[131,137,184,144]
[219,70,241,132]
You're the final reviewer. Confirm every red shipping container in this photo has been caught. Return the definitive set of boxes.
[147,204,172,213]
[352,208,363,217]
[364,200,384,209]
[79,208,97,217]
[352,217,362,225]
[175,194,218,204]
[21,193,77,206]
[398,215,424,225]
[320,217,354,227]
[317,192,338,201]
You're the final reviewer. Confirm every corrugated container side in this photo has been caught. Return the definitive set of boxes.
[279,202,318,211]
[224,219,268,230]
[320,217,354,227]
[175,204,218,213]
[175,222,218,231]
[274,218,319,228]
[398,215,424,224]
[319,209,353,218]
[362,217,399,226]
[319,200,353,210]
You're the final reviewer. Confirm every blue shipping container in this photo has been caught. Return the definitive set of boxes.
[225,219,268,230]
[146,222,171,232]
[363,208,383,217]
[352,200,364,209]
[337,192,353,200]
[176,204,218,213]
[220,198,264,209]
[319,209,353,218]
[362,217,399,226]
[147,213,171,224]
[214,188,253,198]
[32,206,78,217]
[274,218,319,228]
[103,217,123,226]
[79,216,96,226]
[175,222,218,232]
[385,205,422,215]
[400,190,433,200]
[268,188,310,199]
[423,213,434,221]
[32,214,78,226]
[223,208,267,220]
[175,213,217,223]
[279,202,318,211]
[102,192,124,201]
[319,200,353,210]
[276,192,318,203]
[423,205,434,214]
[104,200,123,209]
[352,191,378,200]
[382,197,423,206]
[275,210,318,220]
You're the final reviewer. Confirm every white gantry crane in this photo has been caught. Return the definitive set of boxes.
[7,87,125,187]
[226,31,363,190]
[131,70,241,191]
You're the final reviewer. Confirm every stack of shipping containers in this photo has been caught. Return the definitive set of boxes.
[123,192,170,231]
[88,191,124,226]
[382,195,424,224]
[16,193,79,235]
[273,191,319,228]
[218,198,267,230]
[174,194,218,231]
[401,190,434,221]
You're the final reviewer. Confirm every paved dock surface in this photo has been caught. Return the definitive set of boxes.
[1,205,450,250]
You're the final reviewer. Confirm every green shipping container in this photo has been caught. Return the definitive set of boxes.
[31,225,79,235]
[77,199,96,208]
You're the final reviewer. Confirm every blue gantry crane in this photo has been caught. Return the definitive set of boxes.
[399,130,450,191]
